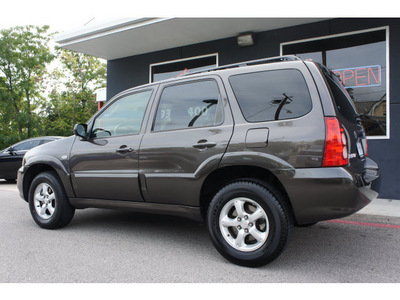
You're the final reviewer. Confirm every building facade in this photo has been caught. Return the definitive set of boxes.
[56,18,400,199]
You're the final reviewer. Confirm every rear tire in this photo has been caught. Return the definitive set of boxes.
[28,172,75,229]
[207,180,293,267]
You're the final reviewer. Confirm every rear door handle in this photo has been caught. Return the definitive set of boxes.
[116,145,134,153]
[192,140,217,150]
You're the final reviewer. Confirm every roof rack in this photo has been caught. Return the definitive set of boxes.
[183,55,301,76]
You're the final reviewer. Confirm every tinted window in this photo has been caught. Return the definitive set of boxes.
[320,65,358,122]
[92,90,152,138]
[41,139,57,145]
[153,80,222,132]
[13,140,41,151]
[229,69,312,122]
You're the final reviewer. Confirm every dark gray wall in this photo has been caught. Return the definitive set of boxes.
[107,18,400,199]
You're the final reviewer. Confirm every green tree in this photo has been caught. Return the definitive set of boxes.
[41,49,107,136]
[0,25,54,147]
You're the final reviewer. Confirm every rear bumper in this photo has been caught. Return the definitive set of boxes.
[363,157,379,184]
[281,165,379,225]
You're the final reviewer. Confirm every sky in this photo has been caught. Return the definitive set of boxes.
[1,1,112,32]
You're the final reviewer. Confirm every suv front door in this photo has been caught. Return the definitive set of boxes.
[139,77,234,206]
[69,89,155,201]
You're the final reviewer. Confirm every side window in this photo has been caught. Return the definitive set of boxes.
[41,139,56,145]
[91,90,153,138]
[229,69,312,122]
[13,140,41,151]
[153,80,222,132]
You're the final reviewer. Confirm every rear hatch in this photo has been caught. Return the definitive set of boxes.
[318,64,377,184]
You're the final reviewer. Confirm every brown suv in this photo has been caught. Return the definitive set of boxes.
[17,56,379,267]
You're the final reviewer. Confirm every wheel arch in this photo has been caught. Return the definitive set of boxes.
[22,159,74,201]
[199,165,296,222]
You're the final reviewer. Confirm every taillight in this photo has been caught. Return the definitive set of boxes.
[363,138,368,157]
[322,117,349,167]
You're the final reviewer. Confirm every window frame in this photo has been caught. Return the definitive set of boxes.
[151,78,225,133]
[280,26,390,140]
[149,53,219,83]
[89,88,154,139]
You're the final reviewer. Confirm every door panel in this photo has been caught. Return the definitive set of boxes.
[139,126,233,206]
[0,139,41,179]
[0,151,23,179]
[69,88,154,202]
[70,135,143,201]
[139,77,234,206]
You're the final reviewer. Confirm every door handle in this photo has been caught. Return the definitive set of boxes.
[116,146,134,153]
[192,140,217,150]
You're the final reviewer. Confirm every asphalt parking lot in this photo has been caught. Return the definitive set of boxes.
[1,179,400,283]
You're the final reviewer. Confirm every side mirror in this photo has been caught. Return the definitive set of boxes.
[74,123,88,140]
[7,147,16,155]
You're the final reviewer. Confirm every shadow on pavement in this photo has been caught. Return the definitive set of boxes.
[64,208,399,280]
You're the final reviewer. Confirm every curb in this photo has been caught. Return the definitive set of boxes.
[357,198,400,218]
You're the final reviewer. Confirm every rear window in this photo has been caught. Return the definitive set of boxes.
[229,69,312,122]
[319,64,358,122]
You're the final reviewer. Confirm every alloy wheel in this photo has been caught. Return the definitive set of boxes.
[33,183,56,220]
[219,197,269,252]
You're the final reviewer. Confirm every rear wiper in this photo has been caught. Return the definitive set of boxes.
[355,113,365,123]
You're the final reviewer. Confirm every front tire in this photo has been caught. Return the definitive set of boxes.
[207,180,293,267]
[28,172,75,229]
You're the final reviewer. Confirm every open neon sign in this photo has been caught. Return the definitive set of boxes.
[332,65,381,89]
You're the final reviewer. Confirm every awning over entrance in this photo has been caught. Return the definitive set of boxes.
[55,17,327,60]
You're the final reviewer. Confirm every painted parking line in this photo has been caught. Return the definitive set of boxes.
[326,219,400,229]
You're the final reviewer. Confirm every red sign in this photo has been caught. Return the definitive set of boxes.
[176,68,190,77]
[332,65,381,88]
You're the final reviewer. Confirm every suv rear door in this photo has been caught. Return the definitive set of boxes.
[318,64,369,174]
[139,76,234,206]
